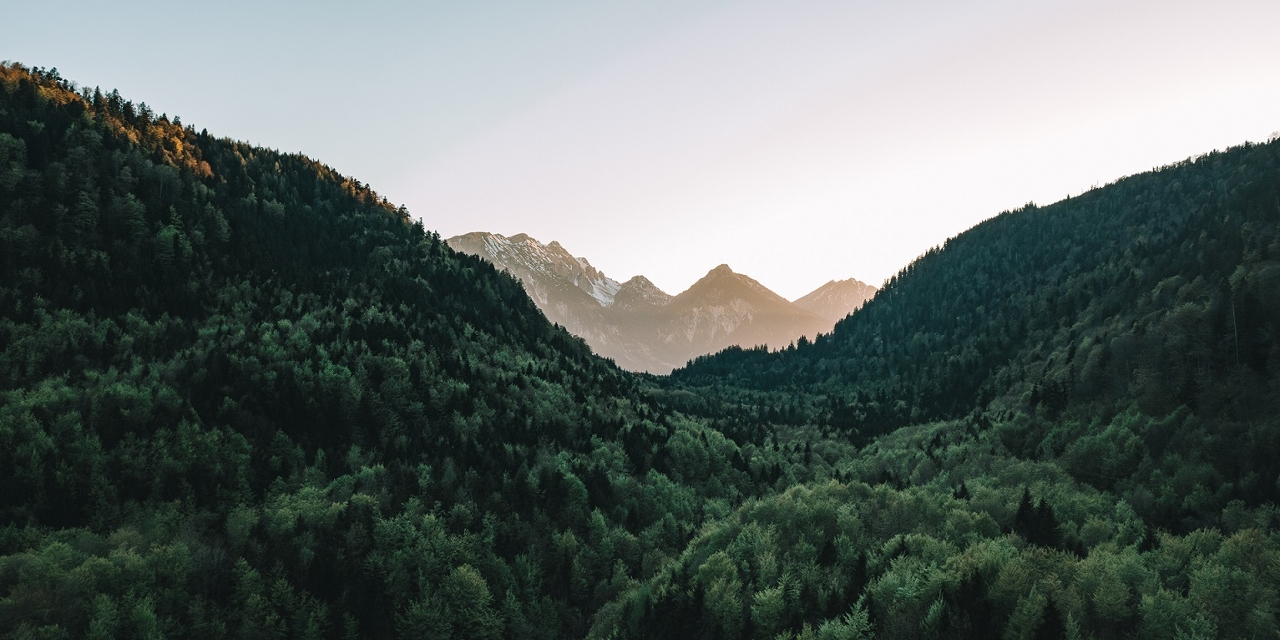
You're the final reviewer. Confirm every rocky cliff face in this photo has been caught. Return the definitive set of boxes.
[446,232,867,373]
[445,231,619,306]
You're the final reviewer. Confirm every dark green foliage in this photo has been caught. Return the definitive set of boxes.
[673,146,1280,449]
[1013,488,1062,550]
[0,62,787,639]
[2,62,1279,640]
[603,113,1280,638]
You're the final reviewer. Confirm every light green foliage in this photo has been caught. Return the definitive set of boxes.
[697,552,745,638]
[815,602,872,640]
[751,584,788,637]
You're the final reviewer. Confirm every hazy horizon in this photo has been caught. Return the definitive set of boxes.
[8,0,1279,298]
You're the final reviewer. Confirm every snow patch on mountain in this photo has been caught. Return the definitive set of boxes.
[451,232,621,307]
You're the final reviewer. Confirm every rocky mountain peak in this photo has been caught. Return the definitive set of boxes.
[792,277,877,322]
[447,231,868,373]
[614,275,672,310]
[446,232,621,307]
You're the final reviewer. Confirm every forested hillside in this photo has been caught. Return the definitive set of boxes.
[2,62,1278,640]
[671,142,1280,451]
[0,63,810,639]
[616,135,1280,637]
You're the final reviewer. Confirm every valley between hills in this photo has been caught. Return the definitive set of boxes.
[2,63,1279,640]
[446,232,876,373]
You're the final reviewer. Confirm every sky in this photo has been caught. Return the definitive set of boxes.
[5,0,1280,299]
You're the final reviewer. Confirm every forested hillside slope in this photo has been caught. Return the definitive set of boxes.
[616,135,1280,638]
[0,63,808,639]
[2,62,1278,640]
[672,143,1280,446]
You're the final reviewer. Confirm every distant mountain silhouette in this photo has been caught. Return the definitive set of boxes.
[660,264,830,362]
[792,278,877,322]
[446,233,872,372]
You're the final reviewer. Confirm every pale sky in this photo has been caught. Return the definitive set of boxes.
[6,0,1280,299]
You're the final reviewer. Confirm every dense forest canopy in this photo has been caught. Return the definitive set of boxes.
[1,62,1278,640]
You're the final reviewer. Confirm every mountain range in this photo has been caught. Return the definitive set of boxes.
[446,232,875,372]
